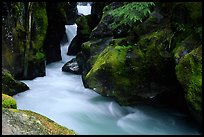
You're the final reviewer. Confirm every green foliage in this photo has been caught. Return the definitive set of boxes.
[105,2,155,29]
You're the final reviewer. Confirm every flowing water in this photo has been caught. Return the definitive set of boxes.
[13,5,201,135]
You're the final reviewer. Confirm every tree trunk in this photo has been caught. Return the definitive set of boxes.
[23,2,32,78]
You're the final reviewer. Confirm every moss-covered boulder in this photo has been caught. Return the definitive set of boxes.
[83,32,183,106]
[77,37,113,79]
[2,69,29,96]
[84,39,134,103]
[175,45,202,125]
[2,109,76,135]
[2,94,17,109]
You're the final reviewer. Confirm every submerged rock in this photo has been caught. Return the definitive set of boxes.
[62,58,82,74]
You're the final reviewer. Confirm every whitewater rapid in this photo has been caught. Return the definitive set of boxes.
[13,5,201,135]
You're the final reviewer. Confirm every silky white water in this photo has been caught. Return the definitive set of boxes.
[13,5,201,135]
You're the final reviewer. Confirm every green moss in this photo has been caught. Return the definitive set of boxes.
[35,51,45,60]
[76,15,91,36]
[32,3,48,49]
[2,94,17,109]
[86,45,130,79]
[173,34,201,64]
[85,41,132,97]
[21,110,77,135]
[176,45,202,112]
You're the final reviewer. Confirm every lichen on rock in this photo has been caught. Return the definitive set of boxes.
[2,109,77,135]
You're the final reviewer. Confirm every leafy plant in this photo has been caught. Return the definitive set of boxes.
[104,2,155,29]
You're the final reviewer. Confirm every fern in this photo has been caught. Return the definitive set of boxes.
[104,2,155,29]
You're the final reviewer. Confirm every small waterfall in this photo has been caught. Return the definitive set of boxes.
[61,24,77,63]
[77,3,91,15]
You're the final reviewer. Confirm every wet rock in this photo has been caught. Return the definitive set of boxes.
[62,58,82,74]
[2,69,29,96]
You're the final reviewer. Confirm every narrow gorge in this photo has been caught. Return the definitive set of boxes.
[2,2,202,135]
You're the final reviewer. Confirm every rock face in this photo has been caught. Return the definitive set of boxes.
[2,2,48,80]
[75,2,202,124]
[43,2,78,64]
[2,109,76,135]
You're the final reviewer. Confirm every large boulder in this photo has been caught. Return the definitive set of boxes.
[2,109,76,135]
[83,30,184,107]
[175,46,202,126]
